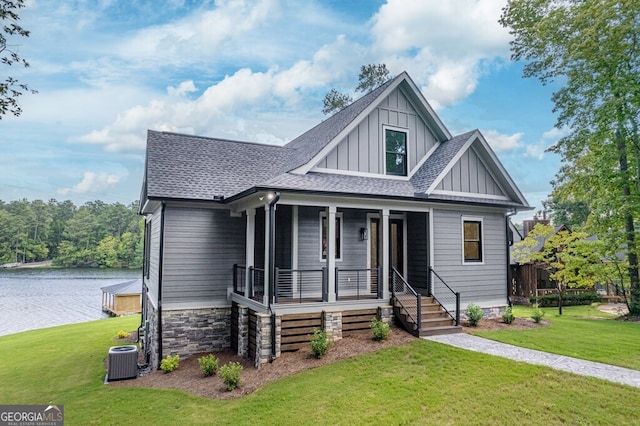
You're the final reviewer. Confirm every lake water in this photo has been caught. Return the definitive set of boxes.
[0,268,141,337]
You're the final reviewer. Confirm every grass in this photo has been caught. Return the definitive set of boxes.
[1,315,640,425]
[472,304,640,370]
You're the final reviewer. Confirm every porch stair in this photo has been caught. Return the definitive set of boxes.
[393,294,462,337]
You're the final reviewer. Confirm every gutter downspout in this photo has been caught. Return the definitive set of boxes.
[267,192,280,362]
[157,201,166,368]
[506,210,517,308]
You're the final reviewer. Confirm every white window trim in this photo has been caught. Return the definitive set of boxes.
[461,216,484,265]
[383,125,409,177]
[319,212,344,262]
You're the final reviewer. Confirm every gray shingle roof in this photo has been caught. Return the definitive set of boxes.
[145,131,292,199]
[282,78,396,172]
[101,279,142,295]
[142,73,528,209]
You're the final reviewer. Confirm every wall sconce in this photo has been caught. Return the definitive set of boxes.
[360,227,368,241]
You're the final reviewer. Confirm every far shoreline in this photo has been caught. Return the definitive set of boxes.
[0,260,53,269]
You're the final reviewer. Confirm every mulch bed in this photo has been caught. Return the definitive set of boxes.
[108,317,551,400]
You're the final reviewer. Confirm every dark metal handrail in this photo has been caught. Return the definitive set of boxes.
[429,267,460,326]
[391,267,421,331]
[335,267,382,301]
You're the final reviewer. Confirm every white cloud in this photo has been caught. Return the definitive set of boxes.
[371,0,511,109]
[167,81,197,97]
[524,127,570,160]
[57,172,121,196]
[482,129,523,151]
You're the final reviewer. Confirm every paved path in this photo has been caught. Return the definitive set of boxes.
[425,334,640,389]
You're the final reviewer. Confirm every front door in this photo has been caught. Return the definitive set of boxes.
[369,216,404,275]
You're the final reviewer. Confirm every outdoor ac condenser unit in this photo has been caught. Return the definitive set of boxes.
[108,345,138,381]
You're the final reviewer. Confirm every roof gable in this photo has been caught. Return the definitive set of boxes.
[411,130,530,207]
[286,72,451,175]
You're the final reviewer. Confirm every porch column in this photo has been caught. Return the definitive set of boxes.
[263,204,271,306]
[381,208,390,300]
[327,205,337,302]
[245,208,255,298]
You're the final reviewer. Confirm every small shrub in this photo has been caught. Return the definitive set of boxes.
[310,328,330,359]
[219,361,243,391]
[198,354,219,377]
[466,303,484,327]
[160,354,180,373]
[531,307,545,323]
[502,306,515,325]
[370,318,391,341]
[115,330,130,339]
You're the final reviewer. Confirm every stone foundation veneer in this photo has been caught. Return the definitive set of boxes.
[143,301,159,369]
[378,305,393,323]
[254,313,281,369]
[162,307,231,359]
[460,305,505,321]
[323,310,343,342]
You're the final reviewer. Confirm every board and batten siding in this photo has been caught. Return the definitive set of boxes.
[161,207,246,306]
[317,87,437,175]
[297,206,369,271]
[432,209,507,307]
[145,208,162,308]
[435,146,505,196]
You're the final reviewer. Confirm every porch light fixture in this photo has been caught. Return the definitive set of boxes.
[360,227,368,241]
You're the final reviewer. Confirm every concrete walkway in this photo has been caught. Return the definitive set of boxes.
[425,333,640,389]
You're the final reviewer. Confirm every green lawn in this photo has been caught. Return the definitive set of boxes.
[472,305,640,370]
[1,315,640,425]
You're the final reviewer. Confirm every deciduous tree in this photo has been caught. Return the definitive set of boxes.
[0,0,36,118]
[501,0,640,315]
[322,63,393,115]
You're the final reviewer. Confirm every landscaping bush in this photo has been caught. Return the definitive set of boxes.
[502,306,515,325]
[115,330,130,339]
[198,354,219,377]
[219,361,243,391]
[465,303,484,326]
[160,354,180,373]
[370,318,391,341]
[531,307,545,323]
[529,292,600,307]
[310,328,330,359]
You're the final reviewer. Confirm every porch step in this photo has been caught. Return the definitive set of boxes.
[418,325,463,337]
[393,294,462,338]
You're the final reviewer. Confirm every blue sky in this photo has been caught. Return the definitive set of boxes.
[2,0,563,222]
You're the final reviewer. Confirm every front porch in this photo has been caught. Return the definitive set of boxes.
[225,194,462,366]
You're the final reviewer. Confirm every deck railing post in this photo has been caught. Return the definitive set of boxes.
[455,291,461,326]
[379,266,384,299]
[427,267,432,297]
[334,267,339,300]
[417,293,422,332]
[274,267,280,304]
[233,264,238,293]
[248,266,254,299]
[322,267,328,302]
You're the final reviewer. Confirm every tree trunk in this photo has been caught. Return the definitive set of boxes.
[615,128,640,315]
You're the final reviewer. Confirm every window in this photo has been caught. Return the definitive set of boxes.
[385,128,407,176]
[320,213,342,260]
[463,219,483,263]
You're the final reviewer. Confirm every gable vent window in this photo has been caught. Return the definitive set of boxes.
[463,218,483,264]
[385,129,407,176]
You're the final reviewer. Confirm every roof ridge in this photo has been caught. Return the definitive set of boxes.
[151,129,290,150]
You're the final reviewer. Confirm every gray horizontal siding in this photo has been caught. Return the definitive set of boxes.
[318,87,437,175]
[297,206,369,270]
[162,207,245,305]
[432,209,507,306]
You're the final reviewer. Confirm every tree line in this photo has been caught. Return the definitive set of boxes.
[0,199,143,268]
